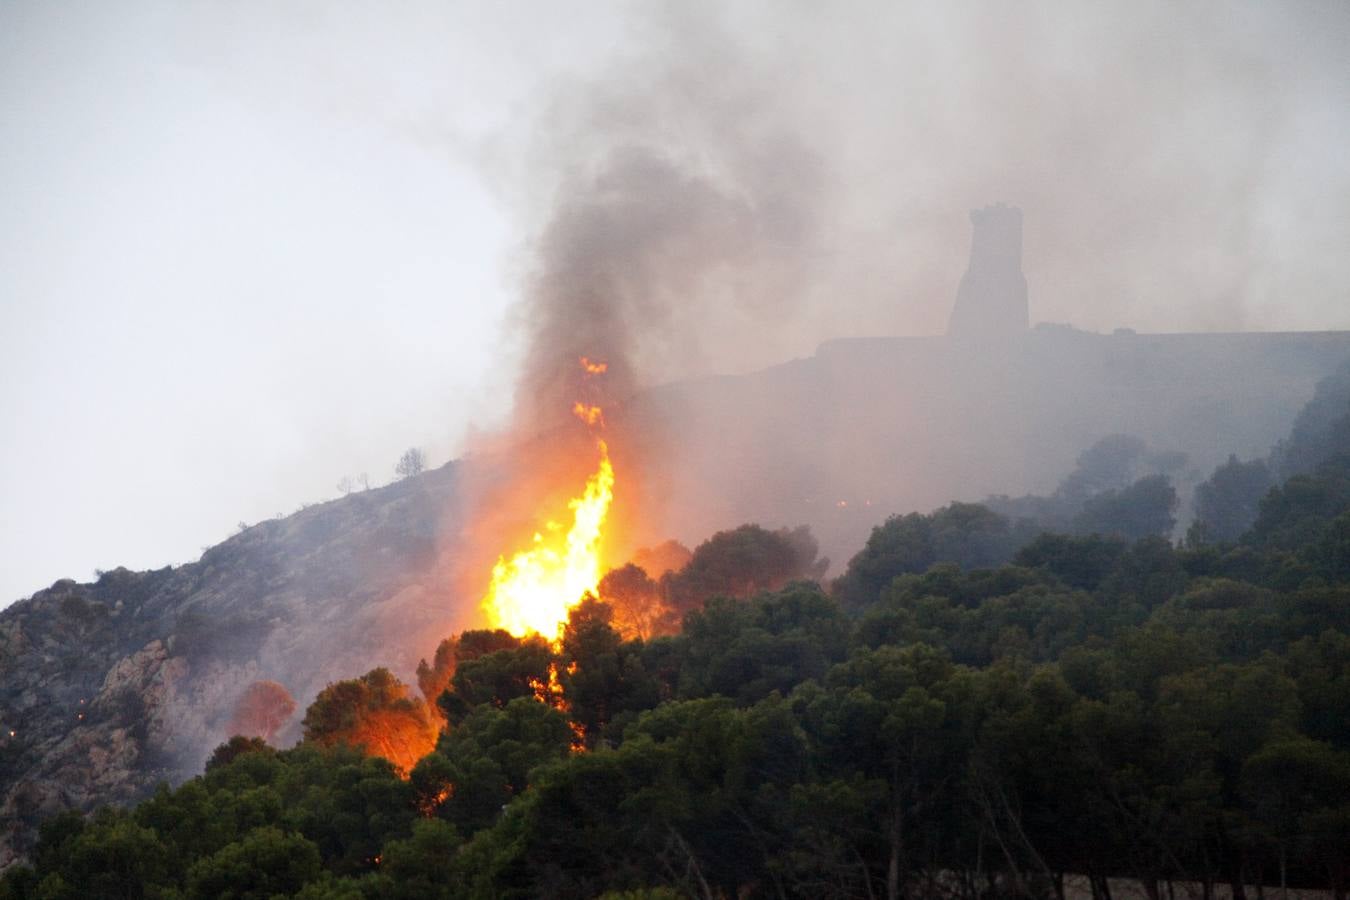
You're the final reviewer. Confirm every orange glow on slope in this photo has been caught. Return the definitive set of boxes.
[579,357,608,374]
[346,709,438,776]
[481,361,615,639]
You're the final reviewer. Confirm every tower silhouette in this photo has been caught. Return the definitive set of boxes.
[947,203,1028,340]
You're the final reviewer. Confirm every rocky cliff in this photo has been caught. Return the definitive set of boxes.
[0,465,465,867]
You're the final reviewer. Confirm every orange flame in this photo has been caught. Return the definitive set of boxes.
[481,360,615,639]
[572,402,604,427]
[579,357,608,374]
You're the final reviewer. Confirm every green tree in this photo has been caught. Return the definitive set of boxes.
[1248,456,1350,553]
[1272,357,1350,478]
[205,735,273,771]
[557,597,660,747]
[674,582,849,704]
[359,819,462,900]
[412,696,572,834]
[31,808,172,900]
[416,629,521,711]
[438,636,554,725]
[1058,434,1151,502]
[1242,736,1350,896]
[663,524,828,615]
[1194,455,1274,543]
[834,503,1022,611]
[185,826,322,899]
[798,643,968,900]
[1072,474,1178,540]
[1284,629,1350,747]
[1013,532,1127,591]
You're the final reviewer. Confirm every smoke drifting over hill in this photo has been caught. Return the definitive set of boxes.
[4,2,1350,607]
[471,1,1350,578]
[508,14,829,431]
[4,2,1350,872]
[499,0,1350,411]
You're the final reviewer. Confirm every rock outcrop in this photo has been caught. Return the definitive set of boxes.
[0,465,464,867]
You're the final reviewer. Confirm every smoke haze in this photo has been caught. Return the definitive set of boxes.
[5,3,1350,843]
[3,1,1350,605]
[499,0,1350,417]
[505,9,830,428]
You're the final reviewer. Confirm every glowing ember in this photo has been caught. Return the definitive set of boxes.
[579,357,608,374]
[481,361,615,638]
[572,402,604,426]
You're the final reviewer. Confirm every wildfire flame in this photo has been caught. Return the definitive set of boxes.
[481,361,615,638]
[572,402,604,427]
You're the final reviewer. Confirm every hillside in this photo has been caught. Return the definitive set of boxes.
[0,465,461,866]
[3,329,1349,870]
[624,326,1350,567]
[5,405,1350,896]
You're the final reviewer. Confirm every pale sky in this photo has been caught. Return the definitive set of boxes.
[0,2,631,604]
[3,1,1349,607]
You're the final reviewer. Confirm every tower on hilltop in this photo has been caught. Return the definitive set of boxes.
[947,203,1029,340]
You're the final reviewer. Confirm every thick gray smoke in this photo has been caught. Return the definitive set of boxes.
[515,143,823,428]
[484,0,1350,565]
[499,0,1350,416]
[507,9,829,430]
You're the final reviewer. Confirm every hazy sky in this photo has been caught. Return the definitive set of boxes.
[3,1,1348,607]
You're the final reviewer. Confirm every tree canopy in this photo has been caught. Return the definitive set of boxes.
[10,381,1350,899]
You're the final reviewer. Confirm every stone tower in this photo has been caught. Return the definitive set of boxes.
[947,203,1029,340]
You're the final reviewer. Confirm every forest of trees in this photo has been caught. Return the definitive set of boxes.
[6,368,1350,899]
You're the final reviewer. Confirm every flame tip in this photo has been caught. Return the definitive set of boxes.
[481,437,615,638]
[579,356,608,374]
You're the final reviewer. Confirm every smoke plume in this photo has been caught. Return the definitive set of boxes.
[507,8,830,431]
[499,0,1350,435]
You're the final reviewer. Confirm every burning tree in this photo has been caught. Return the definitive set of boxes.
[630,539,693,578]
[436,633,555,726]
[415,638,459,710]
[416,629,522,714]
[301,668,437,774]
[225,680,296,744]
[597,563,669,640]
[557,596,660,748]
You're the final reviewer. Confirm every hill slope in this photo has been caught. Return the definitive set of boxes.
[0,466,461,866]
[5,327,1349,867]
